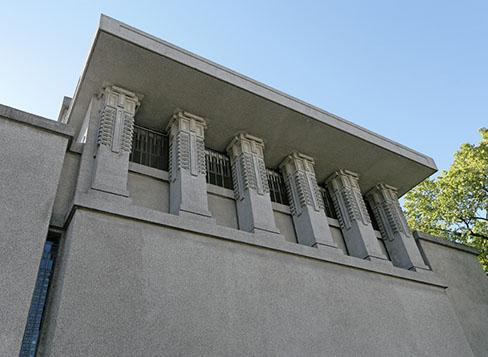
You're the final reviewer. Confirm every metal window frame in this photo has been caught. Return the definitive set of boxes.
[267,169,289,205]
[205,148,233,189]
[129,125,169,171]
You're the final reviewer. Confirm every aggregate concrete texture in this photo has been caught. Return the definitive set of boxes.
[46,209,475,357]
[0,113,70,357]
[418,234,488,357]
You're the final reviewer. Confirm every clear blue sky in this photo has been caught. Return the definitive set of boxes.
[1,1,486,172]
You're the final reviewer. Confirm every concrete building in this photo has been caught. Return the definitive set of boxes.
[1,15,487,357]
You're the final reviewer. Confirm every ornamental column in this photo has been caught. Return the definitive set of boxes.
[366,183,429,270]
[280,153,338,250]
[227,133,280,235]
[326,170,390,263]
[166,111,212,218]
[92,85,140,197]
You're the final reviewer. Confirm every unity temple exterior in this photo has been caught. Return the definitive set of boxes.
[1,15,487,356]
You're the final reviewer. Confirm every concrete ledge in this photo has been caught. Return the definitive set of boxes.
[414,231,479,255]
[128,162,169,181]
[327,217,340,228]
[68,190,447,288]
[0,103,74,141]
[207,184,234,199]
[69,142,84,154]
[271,202,291,214]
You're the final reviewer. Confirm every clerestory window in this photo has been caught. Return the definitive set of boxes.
[205,149,233,189]
[267,169,289,205]
[129,125,169,171]
[320,187,338,219]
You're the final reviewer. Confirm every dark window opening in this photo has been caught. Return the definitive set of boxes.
[129,125,169,171]
[205,149,233,189]
[267,169,289,205]
[20,232,61,357]
[321,187,338,219]
[365,199,380,231]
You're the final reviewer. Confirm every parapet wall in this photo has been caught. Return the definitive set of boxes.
[43,207,481,356]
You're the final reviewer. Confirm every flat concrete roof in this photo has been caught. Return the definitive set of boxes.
[66,14,437,196]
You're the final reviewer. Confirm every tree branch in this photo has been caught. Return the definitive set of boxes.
[460,217,488,240]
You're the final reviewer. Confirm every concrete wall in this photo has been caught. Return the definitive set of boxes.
[418,233,488,356]
[127,171,170,213]
[208,192,239,229]
[0,108,71,357]
[273,209,297,243]
[51,151,81,226]
[330,225,348,254]
[45,208,477,357]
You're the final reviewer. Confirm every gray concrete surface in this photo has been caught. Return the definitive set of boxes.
[127,172,169,213]
[273,209,297,244]
[417,232,488,356]
[208,192,238,230]
[45,208,476,357]
[0,112,70,357]
[64,15,437,197]
[51,151,81,227]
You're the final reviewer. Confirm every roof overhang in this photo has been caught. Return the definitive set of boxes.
[66,14,437,196]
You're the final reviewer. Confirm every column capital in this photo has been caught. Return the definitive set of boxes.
[167,110,207,181]
[365,183,411,239]
[97,85,140,153]
[325,169,371,228]
[226,133,265,160]
[166,110,207,137]
[279,152,324,214]
[279,152,316,174]
[226,133,269,198]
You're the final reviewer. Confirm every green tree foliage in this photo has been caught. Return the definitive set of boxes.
[404,128,488,270]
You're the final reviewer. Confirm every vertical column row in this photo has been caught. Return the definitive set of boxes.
[89,91,427,270]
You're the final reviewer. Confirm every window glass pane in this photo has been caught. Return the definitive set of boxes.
[20,233,60,357]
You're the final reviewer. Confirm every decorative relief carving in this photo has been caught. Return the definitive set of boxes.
[97,107,115,147]
[167,111,207,181]
[97,86,140,153]
[367,184,412,242]
[227,133,270,199]
[280,153,324,216]
[326,170,371,230]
